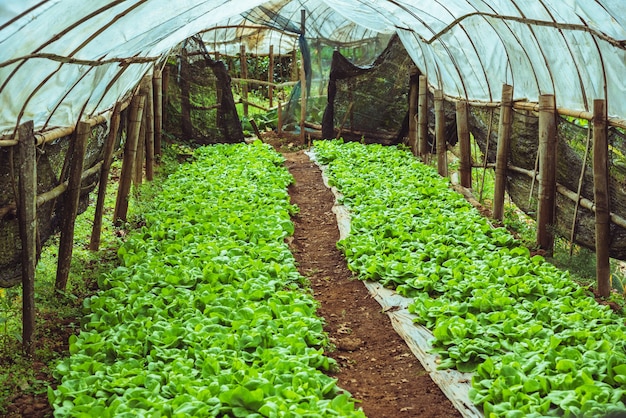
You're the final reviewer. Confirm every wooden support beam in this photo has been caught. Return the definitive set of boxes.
[277,102,283,135]
[299,51,307,145]
[268,45,274,108]
[456,100,472,188]
[152,70,163,159]
[240,45,249,117]
[162,65,170,114]
[180,48,192,140]
[55,121,89,291]
[417,75,429,161]
[142,75,155,181]
[114,95,145,225]
[593,99,610,297]
[89,102,122,251]
[408,67,419,156]
[536,94,557,252]
[291,49,298,82]
[17,121,37,355]
[434,89,447,177]
[134,110,146,186]
[493,84,514,221]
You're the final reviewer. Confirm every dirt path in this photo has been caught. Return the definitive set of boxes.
[284,150,461,418]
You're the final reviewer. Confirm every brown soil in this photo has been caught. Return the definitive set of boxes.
[283,149,461,418]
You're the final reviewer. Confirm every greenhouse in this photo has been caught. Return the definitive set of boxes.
[1,1,626,417]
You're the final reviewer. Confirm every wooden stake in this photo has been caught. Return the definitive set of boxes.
[142,76,155,181]
[152,69,163,158]
[240,45,249,117]
[536,94,557,252]
[55,121,89,291]
[417,75,428,160]
[408,67,418,156]
[456,100,472,188]
[493,84,514,221]
[434,89,447,177]
[89,102,122,251]
[268,45,274,108]
[593,99,610,297]
[114,95,145,224]
[16,121,36,355]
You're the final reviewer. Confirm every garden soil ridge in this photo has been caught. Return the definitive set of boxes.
[283,149,461,418]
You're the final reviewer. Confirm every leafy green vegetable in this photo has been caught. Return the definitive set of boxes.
[52,141,364,417]
[314,139,626,418]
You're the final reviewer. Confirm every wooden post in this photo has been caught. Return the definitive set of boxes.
[291,49,298,82]
[55,121,89,291]
[536,94,557,251]
[141,75,155,181]
[268,45,274,108]
[299,52,307,144]
[180,48,193,140]
[114,95,145,224]
[17,121,36,355]
[240,45,249,117]
[457,100,472,188]
[89,102,122,251]
[299,9,307,144]
[417,75,428,160]
[593,99,610,297]
[434,89,447,177]
[408,67,419,156]
[134,112,145,186]
[162,65,170,114]
[277,102,283,135]
[152,69,163,158]
[493,84,514,221]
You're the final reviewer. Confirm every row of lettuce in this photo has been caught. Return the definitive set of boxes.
[313,140,626,418]
[51,141,365,417]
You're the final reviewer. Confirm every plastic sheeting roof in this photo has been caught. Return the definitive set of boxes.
[1,0,625,135]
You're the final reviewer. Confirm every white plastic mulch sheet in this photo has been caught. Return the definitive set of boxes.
[305,150,483,418]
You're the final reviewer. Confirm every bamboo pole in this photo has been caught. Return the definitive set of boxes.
[506,164,626,230]
[417,75,429,161]
[114,95,145,225]
[240,45,249,117]
[55,121,89,291]
[457,100,472,188]
[536,94,557,252]
[142,75,155,181]
[152,69,163,158]
[434,89,447,177]
[268,45,274,108]
[408,67,418,156]
[16,121,36,355]
[493,84,514,221]
[89,102,122,251]
[593,99,610,297]
[0,162,103,220]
